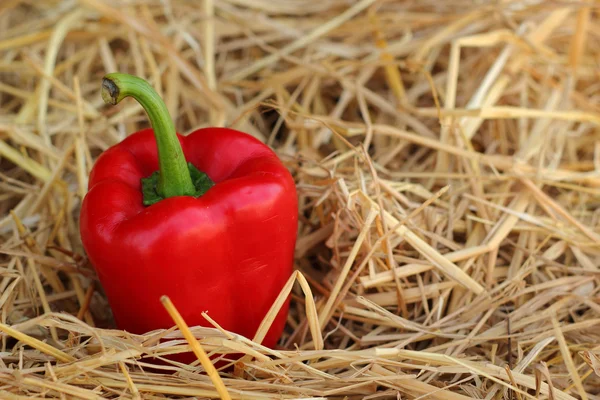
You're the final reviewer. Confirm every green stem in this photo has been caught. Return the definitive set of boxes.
[101,73,195,199]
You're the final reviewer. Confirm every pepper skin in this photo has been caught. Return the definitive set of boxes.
[80,74,297,352]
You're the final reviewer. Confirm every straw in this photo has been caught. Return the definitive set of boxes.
[160,295,231,400]
[1,0,599,398]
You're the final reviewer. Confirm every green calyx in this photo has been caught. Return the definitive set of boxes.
[142,162,214,206]
[101,73,214,206]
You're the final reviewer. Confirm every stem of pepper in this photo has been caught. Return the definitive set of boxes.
[101,73,195,199]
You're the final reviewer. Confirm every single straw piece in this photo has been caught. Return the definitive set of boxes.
[0,323,75,363]
[160,295,232,400]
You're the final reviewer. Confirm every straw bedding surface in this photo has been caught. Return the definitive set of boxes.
[1,0,599,398]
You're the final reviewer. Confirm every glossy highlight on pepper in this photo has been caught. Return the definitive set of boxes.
[80,73,297,353]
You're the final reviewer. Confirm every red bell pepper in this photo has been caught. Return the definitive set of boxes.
[80,73,297,351]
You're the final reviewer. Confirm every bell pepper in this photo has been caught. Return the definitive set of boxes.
[79,73,297,351]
